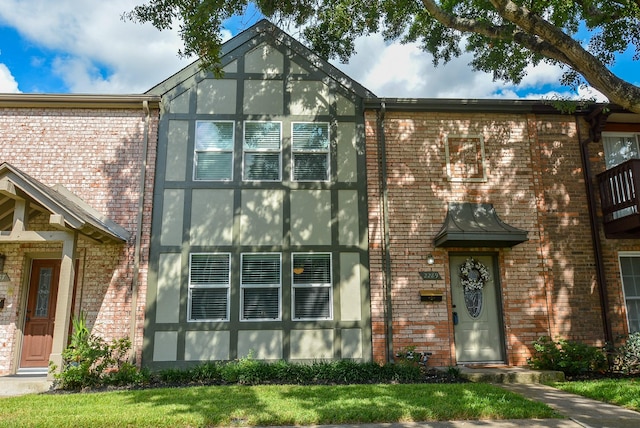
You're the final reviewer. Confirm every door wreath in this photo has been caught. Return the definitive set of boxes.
[459,257,490,291]
[459,257,490,319]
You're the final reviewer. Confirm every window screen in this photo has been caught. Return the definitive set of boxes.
[243,121,281,181]
[292,253,332,320]
[620,256,640,333]
[292,122,330,181]
[603,134,640,169]
[188,253,231,321]
[241,253,281,320]
[194,121,234,180]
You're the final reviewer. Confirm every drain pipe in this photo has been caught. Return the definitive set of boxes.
[129,100,151,363]
[576,115,613,345]
[377,102,395,363]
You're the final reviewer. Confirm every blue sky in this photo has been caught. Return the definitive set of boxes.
[0,0,636,101]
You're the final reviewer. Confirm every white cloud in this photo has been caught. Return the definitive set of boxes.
[0,2,629,100]
[332,33,579,100]
[0,0,190,93]
[0,63,20,93]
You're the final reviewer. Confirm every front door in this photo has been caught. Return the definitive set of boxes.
[450,254,504,363]
[20,260,61,368]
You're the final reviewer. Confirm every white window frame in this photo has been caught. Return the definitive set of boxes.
[242,121,282,182]
[188,253,231,322]
[618,252,640,334]
[602,132,640,170]
[240,253,282,321]
[292,252,333,321]
[193,120,235,181]
[291,122,330,182]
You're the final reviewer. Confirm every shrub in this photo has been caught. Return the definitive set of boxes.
[528,335,607,376]
[612,332,640,374]
[52,313,147,390]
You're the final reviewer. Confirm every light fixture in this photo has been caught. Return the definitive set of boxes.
[426,253,435,265]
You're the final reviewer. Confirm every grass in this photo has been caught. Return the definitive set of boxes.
[0,383,560,428]
[553,378,640,412]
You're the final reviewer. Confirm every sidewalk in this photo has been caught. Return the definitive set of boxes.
[500,383,640,428]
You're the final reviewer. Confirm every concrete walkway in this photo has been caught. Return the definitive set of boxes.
[0,374,52,397]
[500,383,640,428]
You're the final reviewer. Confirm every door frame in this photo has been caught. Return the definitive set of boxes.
[15,254,79,374]
[449,251,507,364]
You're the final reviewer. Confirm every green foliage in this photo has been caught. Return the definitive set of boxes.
[156,358,423,386]
[53,313,148,390]
[395,345,431,366]
[528,336,607,376]
[125,0,640,111]
[612,332,640,374]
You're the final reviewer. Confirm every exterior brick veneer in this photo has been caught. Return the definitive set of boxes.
[0,105,157,375]
[366,108,631,367]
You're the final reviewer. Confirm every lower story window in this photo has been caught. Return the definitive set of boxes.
[188,253,230,321]
[620,255,640,333]
[292,253,332,320]
[241,253,281,321]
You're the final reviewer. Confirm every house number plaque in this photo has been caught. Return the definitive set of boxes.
[419,271,441,280]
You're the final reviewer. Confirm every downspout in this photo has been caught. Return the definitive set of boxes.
[377,102,395,362]
[129,100,150,363]
[576,115,613,345]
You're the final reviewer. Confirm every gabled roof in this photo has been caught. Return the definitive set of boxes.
[434,202,528,248]
[0,163,130,243]
[146,19,375,99]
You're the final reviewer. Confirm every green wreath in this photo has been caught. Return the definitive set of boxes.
[459,257,490,291]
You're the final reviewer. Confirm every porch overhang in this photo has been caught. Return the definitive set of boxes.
[434,203,528,248]
[0,162,130,243]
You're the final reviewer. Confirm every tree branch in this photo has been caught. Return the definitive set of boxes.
[489,0,640,112]
[420,0,640,112]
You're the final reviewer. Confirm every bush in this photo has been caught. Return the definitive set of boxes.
[156,357,424,386]
[612,332,640,374]
[528,336,607,376]
[52,313,148,390]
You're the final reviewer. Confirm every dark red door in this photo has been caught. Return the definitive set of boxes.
[20,260,60,368]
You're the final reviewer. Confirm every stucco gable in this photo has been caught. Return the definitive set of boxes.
[146,19,375,101]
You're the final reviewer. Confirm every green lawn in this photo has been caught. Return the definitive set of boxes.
[553,378,640,412]
[0,383,560,428]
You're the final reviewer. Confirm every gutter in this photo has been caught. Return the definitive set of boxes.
[0,93,160,109]
[576,115,613,345]
[375,101,395,363]
[129,100,151,364]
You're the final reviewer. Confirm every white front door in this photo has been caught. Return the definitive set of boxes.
[450,254,504,363]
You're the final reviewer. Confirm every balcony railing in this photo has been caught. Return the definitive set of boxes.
[597,159,640,237]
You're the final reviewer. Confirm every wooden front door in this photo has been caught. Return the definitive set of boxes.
[20,260,61,368]
[450,254,505,363]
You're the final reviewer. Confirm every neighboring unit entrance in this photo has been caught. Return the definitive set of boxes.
[20,260,61,369]
[450,254,505,363]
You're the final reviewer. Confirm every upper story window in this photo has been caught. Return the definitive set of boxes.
[603,133,640,169]
[240,253,282,321]
[194,121,234,181]
[292,122,330,181]
[188,253,231,321]
[292,253,333,320]
[243,121,282,181]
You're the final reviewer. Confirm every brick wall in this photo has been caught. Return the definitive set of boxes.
[0,106,157,374]
[366,109,609,367]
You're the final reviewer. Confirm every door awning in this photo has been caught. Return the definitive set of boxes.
[434,202,528,248]
[0,162,130,243]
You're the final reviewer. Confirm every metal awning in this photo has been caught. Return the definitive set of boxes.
[434,202,528,248]
[0,162,130,243]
